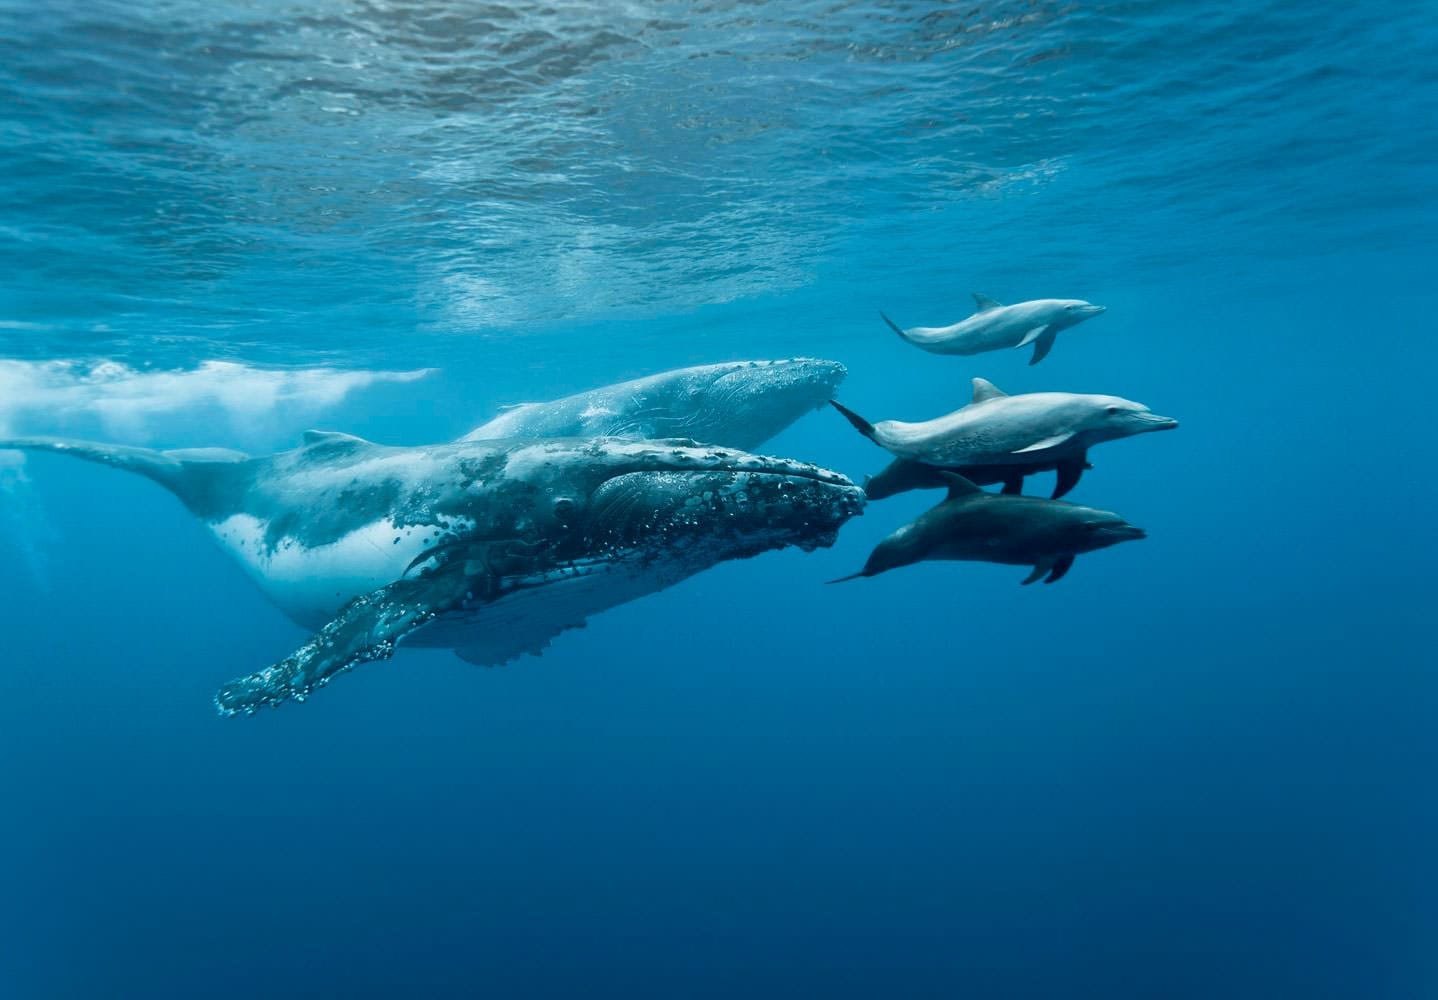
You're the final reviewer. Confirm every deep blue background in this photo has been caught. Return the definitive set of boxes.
[2,1,1436,997]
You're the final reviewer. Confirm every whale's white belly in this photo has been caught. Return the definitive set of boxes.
[206,514,470,628]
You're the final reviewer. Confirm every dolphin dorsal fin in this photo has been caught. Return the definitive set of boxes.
[970,377,1007,404]
[973,293,1003,312]
[938,472,984,500]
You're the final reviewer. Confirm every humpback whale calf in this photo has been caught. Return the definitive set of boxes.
[5,433,864,713]
[831,378,1177,500]
[463,358,846,450]
[830,473,1144,585]
[881,294,1106,365]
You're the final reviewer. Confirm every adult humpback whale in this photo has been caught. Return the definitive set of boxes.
[6,433,864,714]
[462,358,846,450]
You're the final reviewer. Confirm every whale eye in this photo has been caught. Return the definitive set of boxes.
[552,497,576,518]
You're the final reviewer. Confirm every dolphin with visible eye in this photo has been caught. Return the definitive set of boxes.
[831,378,1177,500]
[881,293,1107,365]
[830,473,1146,586]
[4,433,864,714]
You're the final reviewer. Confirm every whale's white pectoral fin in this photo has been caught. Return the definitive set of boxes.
[215,563,478,716]
[972,293,1003,312]
[1015,324,1050,348]
[1028,328,1059,366]
[1013,432,1076,454]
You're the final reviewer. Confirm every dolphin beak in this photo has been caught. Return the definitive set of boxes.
[1150,415,1179,431]
[1114,525,1147,541]
[1082,304,1107,316]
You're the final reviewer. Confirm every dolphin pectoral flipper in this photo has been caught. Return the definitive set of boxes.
[1013,432,1076,454]
[215,563,479,716]
[1020,561,1053,586]
[1029,328,1059,365]
[1044,555,1075,583]
[1052,456,1087,499]
[1015,325,1050,348]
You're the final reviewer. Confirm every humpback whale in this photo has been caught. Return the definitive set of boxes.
[881,294,1106,365]
[831,378,1177,499]
[830,473,1144,585]
[463,359,846,450]
[6,434,864,713]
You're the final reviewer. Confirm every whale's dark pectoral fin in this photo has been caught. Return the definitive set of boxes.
[1028,328,1059,366]
[1052,456,1086,499]
[215,565,477,716]
[1044,555,1075,584]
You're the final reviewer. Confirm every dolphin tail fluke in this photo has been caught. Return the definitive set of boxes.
[828,400,877,442]
[0,436,245,508]
[879,311,912,343]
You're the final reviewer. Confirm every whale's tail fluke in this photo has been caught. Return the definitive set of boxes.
[828,400,878,442]
[0,437,247,510]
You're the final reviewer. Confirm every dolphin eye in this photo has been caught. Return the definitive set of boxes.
[1106,405,1120,414]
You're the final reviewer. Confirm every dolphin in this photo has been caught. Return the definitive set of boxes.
[830,377,1177,499]
[462,359,847,450]
[4,433,864,713]
[830,473,1145,585]
[881,293,1106,365]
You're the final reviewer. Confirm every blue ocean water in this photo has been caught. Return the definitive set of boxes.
[1,1,1436,996]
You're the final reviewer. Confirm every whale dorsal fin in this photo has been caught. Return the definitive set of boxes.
[301,429,368,446]
[938,472,983,500]
[970,377,1007,404]
[973,293,1003,312]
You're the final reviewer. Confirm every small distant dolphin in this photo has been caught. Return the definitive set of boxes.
[831,377,1177,499]
[830,473,1145,585]
[4,433,864,713]
[881,293,1106,365]
[462,359,847,451]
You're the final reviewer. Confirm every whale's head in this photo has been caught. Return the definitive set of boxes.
[429,437,865,589]
[669,358,847,451]
[1075,395,1179,444]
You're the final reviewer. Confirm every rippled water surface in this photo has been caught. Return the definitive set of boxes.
[3,0,1432,362]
